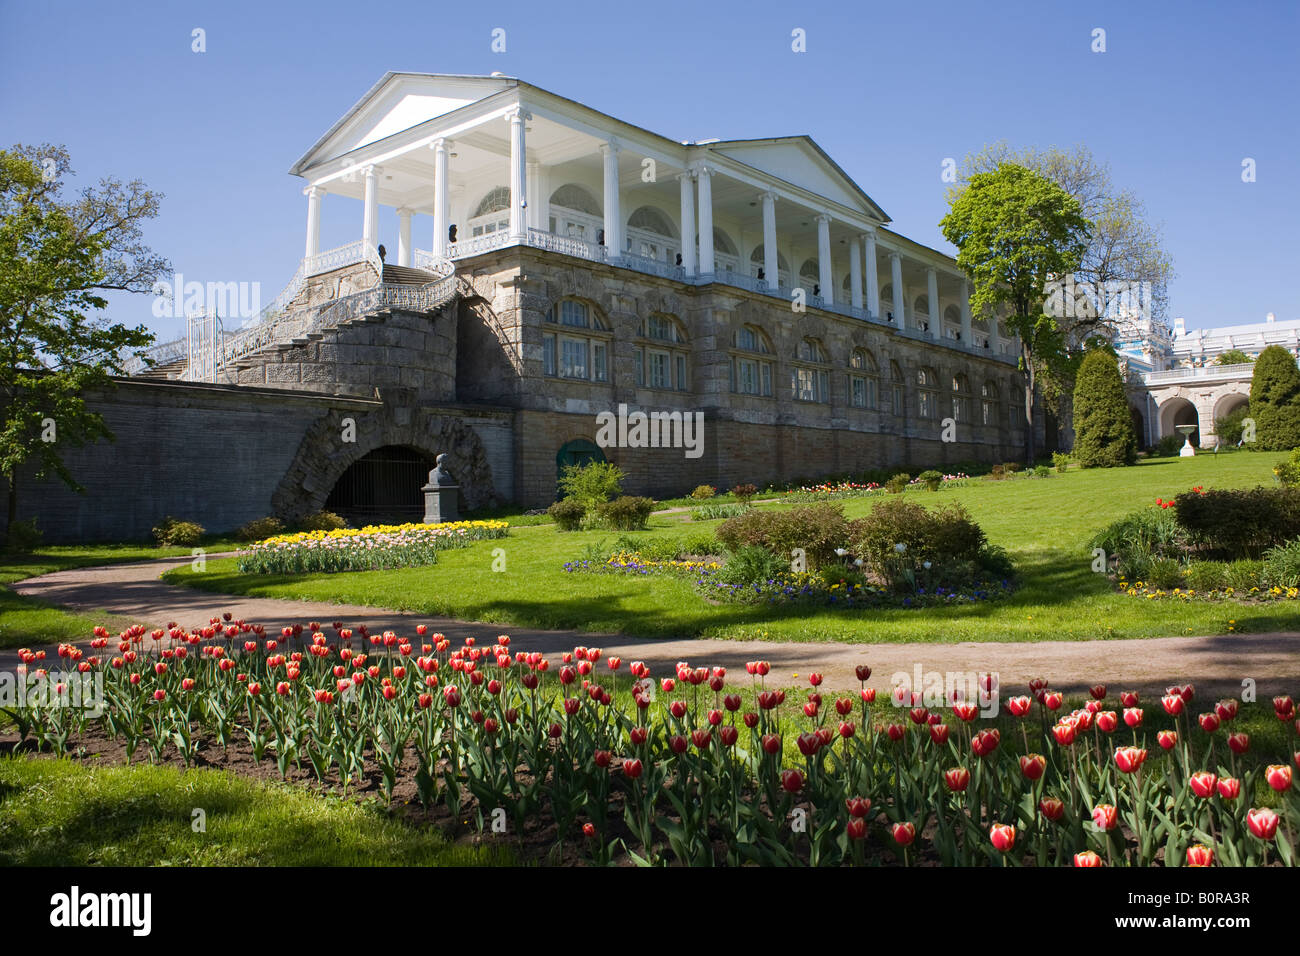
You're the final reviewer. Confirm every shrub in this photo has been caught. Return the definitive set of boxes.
[715,503,848,569]
[916,469,943,491]
[1072,349,1138,467]
[690,484,717,500]
[690,503,750,521]
[731,483,758,504]
[1002,462,1022,475]
[594,496,655,531]
[1089,507,1187,575]
[1032,465,1051,478]
[548,498,586,532]
[1151,433,1184,457]
[1224,559,1265,592]
[1051,451,1071,473]
[716,545,787,587]
[558,461,626,508]
[816,563,868,591]
[1263,538,1300,589]
[1145,558,1184,591]
[1184,561,1228,592]
[1250,345,1300,450]
[296,510,347,533]
[235,516,285,542]
[884,473,910,494]
[847,498,989,590]
[4,518,42,553]
[1173,486,1300,559]
[152,516,205,547]
[1276,447,1300,487]
[1214,405,1252,446]
[989,465,1005,480]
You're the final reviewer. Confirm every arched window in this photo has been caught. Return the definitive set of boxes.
[748,244,790,285]
[730,324,773,397]
[913,295,931,332]
[951,373,972,422]
[710,228,739,274]
[626,205,679,261]
[917,366,938,420]
[543,299,611,383]
[890,360,905,416]
[634,314,689,391]
[548,184,602,242]
[881,284,896,321]
[799,259,821,296]
[849,348,879,409]
[981,380,1000,426]
[944,304,961,339]
[470,186,511,237]
[793,337,830,403]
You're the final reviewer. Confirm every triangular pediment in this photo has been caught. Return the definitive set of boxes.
[710,137,889,222]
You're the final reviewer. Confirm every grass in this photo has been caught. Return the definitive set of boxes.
[0,539,240,650]
[0,755,504,866]
[159,453,1297,644]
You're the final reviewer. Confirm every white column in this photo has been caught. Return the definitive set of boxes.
[864,231,880,318]
[960,279,973,345]
[304,186,322,259]
[526,163,542,231]
[508,108,528,240]
[761,191,778,288]
[678,171,696,274]
[848,236,863,310]
[362,165,380,249]
[927,268,941,340]
[600,140,622,255]
[697,166,714,274]
[890,252,905,330]
[432,139,449,257]
[989,313,1002,353]
[816,214,833,305]
[396,208,412,266]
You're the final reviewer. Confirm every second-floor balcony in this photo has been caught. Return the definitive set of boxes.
[1142,363,1256,386]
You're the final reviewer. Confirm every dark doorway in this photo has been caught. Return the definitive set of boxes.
[555,439,606,499]
[326,446,433,525]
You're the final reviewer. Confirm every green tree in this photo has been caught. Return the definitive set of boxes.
[0,145,165,534]
[1072,349,1137,467]
[1215,349,1252,366]
[1249,345,1300,451]
[940,163,1092,464]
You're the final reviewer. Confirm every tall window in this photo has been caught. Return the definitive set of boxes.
[917,366,938,419]
[634,314,689,391]
[549,183,602,241]
[543,300,610,383]
[981,380,999,426]
[470,186,511,237]
[951,373,972,422]
[849,349,879,409]
[730,325,773,397]
[792,338,830,403]
[890,361,905,416]
[626,206,679,261]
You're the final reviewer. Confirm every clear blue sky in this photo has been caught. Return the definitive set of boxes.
[2,0,1296,343]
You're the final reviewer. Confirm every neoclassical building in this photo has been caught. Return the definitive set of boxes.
[34,73,1035,540]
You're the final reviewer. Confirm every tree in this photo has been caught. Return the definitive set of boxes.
[940,163,1092,464]
[1249,345,1300,451]
[1215,349,1253,366]
[0,145,166,535]
[950,144,1174,440]
[1072,349,1137,467]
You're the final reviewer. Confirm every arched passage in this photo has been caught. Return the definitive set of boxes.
[325,445,433,525]
[1159,397,1200,447]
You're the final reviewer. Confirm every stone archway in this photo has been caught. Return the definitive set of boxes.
[1158,397,1200,447]
[272,405,498,521]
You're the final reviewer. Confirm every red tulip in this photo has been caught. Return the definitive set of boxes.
[1274,695,1295,719]
[720,725,738,747]
[1157,730,1178,750]
[972,729,1000,757]
[781,769,803,793]
[1186,844,1214,867]
[796,732,821,757]
[855,664,872,681]
[582,822,596,838]
[891,822,916,846]
[1215,699,1238,722]
[1052,722,1077,746]
[989,823,1016,853]
[622,758,643,779]
[1019,754,1046,781]
[1123,707,1143,728]
[1227,732,1250,755]
[1189,772,1218,798]
[846,818,867,841]
[845,796,872,818]
[743,712,758,728]
[944,767,971,792]
[1039,797,1065,822]
[1007,696,1032,718]
[761,734,781,755]
[1216,777,1241,800]
[1090,684,1107,700]
[1091,804,1118,831]
[803,701,819,719]
[1095,711,1118,733]
[1114,747,1147,774]
[670,700,688,719]
[808,672,823,687]
[886,724,906,743]
[1042,691,1063,711]
[1161,694,1185,717]
[839,721,856,740]
[724,693,742,712]
[929,724,949,745]
[1247,808,1279,840]
[952,702,978,722]
[670,735,688,755]
[909,707,928,725]
[1120,691,1139,707]
[1198,712,1220,733]
[1073,850,1104,867]
[1266,764,1293,792]
[152,689,166,702]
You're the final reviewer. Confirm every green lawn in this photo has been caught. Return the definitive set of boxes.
[0,539,240,650]
[162,453,1297,644]
[0,755,502,866]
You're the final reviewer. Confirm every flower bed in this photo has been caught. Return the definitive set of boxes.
[697,570,1014,609]
[10,622,1299,867]
[237,520,509,574]
[562,550,721,577]
[784,481,881,501]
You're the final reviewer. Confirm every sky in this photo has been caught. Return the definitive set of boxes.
[2,0,1297,344]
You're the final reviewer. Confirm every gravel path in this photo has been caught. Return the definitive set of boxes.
[7,557,1300,699]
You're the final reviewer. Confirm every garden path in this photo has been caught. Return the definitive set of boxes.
[7,557,1300,700]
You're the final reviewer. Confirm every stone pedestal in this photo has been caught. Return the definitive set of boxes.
[422,453,459,524]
